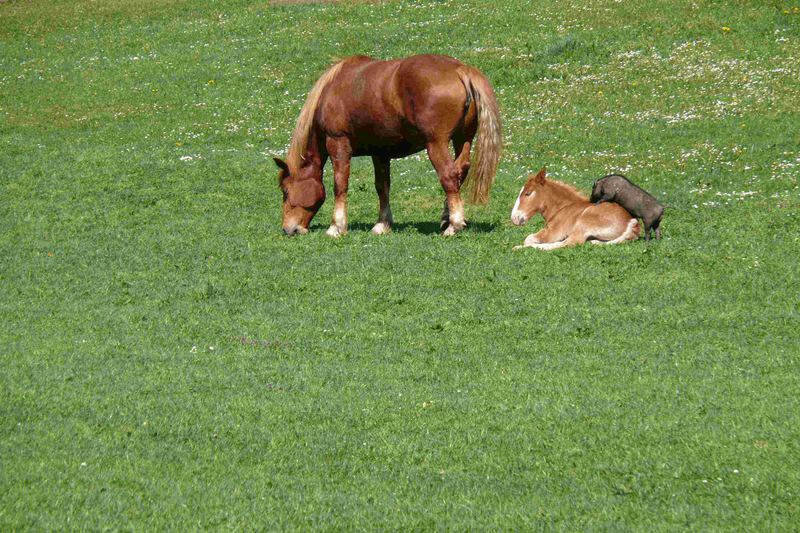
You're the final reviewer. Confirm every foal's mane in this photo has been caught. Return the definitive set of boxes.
[544,177,588,202]
[286,59,346,175]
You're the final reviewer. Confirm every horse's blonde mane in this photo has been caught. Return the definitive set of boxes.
[286,60,346,175]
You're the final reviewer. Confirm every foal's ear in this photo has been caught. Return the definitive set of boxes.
[273,157,290,173]
[534,166,547,184]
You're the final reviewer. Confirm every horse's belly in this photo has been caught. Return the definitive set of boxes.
[352,139,424,158]
[349,122,425,158]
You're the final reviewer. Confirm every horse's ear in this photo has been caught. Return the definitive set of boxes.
[273,157,289,173]
[534,166,547,184]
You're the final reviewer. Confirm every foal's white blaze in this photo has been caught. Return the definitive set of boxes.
[511,186,533,224]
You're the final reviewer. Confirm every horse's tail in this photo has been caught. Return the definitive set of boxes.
[457,66,502,205]
[286,60,346,175]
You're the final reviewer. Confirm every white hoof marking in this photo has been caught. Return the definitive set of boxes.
[442,225,458,236]
[326,225,343,238]
[371,222,391,235]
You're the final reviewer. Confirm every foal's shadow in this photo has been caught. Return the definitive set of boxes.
[346,220,497,235]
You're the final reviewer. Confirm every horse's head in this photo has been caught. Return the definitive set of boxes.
[274,157,325,235]
[511,167,547,225]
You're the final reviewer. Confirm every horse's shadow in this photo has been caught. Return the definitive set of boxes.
[317,221,497,235]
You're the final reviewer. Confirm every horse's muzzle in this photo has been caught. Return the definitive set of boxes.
[282,225,308,236]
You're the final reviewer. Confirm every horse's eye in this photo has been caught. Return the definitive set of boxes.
[525,191,532,196]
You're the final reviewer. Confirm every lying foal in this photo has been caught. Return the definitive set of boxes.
[511,167,640,250]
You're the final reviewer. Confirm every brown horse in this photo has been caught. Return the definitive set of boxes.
[511,167,640,250]
[274,54,502,236]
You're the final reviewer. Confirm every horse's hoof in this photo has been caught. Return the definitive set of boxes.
[371,222,391,235]
[326,225,345,238]
[442,225,459,236]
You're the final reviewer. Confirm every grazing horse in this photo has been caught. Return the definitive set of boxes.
[274,54,502,236]
[511,167,640,250]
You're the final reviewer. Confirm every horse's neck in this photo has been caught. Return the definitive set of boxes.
[293,131,327,180]
[541,186,587,222]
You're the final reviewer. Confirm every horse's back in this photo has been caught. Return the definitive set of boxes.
[318,55,474,155]
[394,55,471,112]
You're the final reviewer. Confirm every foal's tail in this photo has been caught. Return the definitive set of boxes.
[457,66,502,204]
[617,218,641,243]
[594,218,640,245]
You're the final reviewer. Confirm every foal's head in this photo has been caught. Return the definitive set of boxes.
[510,167,548,226]
[274,158,325,235]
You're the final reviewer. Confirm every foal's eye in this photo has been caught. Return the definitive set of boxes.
[525,191,532,196]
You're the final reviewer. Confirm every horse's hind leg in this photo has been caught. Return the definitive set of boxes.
[440,136,472,229]
[371,155,393,235]
[427,139,466,236]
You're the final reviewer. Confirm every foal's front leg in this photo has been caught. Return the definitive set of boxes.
[371,155,393,235]
[326,137,352,237]
[513,226,568,250]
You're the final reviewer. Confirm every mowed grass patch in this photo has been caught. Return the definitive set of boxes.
[1,0,799,529]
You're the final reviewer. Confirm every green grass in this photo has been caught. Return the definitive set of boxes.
[2,0,799,529]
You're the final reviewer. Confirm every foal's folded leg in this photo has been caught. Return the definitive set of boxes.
[532,234,584,250]
[514,228,572,250]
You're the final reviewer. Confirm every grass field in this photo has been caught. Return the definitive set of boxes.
[2,0,799,529]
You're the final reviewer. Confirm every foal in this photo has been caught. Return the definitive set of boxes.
[511,168,640,250]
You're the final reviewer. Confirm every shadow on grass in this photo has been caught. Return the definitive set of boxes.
[345,221,498,235]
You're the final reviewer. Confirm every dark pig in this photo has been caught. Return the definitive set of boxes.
[590,174,664,240]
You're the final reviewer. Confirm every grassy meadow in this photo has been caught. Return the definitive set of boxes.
[2,0,799,528]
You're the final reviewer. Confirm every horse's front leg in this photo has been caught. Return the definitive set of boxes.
[427,140,466,236]
[325,137,352,237]
[371,155,393,235]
